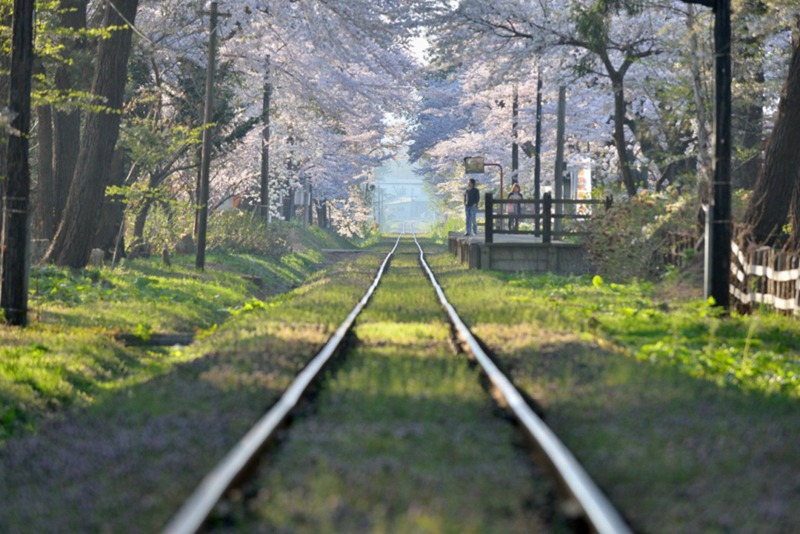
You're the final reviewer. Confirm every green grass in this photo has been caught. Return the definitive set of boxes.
[0,229,350,441]
[425,256,800,399]
[237,242,551,533]
[3,233,798,532]
[425,243,800,533]
[0,234,391,533]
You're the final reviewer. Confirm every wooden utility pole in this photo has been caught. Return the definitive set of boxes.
[260,55,272,222]
[195,1,218,271]
[707,0,732,309]
[1,0,35,326]
[534,73,542,235]
[553,85,566,235]
[676,0,731,309]
[511,85,519,185]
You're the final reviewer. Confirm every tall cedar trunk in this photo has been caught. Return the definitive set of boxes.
[789,179,800,251]
[742,35,800,246]
[0,9,12,243]
[1,0,34,326]
[732,32,764,190]
[34,103,55,239]
[44,0,139,268]
[92,148,126,256]
[52,0,89,230]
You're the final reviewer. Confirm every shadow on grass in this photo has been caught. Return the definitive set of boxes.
[0,320,329,534]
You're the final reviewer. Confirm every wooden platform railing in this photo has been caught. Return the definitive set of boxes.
[484,192,613,244]
[730,241,800,314]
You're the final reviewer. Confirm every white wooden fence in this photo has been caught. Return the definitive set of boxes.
[730,241,800,313]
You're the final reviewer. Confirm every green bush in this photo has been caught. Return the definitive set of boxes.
[141,200,195,254]
[580,191,701,281]
[429,216,464,242]
[206,210,291,257]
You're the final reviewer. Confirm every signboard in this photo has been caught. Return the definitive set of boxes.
[463,157,485,174]
[521,141,535,158]
[570,164,593,215]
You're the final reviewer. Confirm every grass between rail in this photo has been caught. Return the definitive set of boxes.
[232,240,554,532]
[424,239,800,533]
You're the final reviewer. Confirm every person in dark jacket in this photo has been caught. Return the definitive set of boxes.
[507,182,523,231]
[464,178,479,236]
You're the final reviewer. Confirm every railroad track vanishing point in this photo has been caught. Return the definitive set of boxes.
[163,235,631,534]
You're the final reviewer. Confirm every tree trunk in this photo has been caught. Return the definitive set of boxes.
[260,56,271,221]
[34,103,55,239]
[44,0,139,268]
[52,0,88,231]
[609,71,637,197]
[1,0,35,326]
[732,31,765,190]
[92,148,126,256]
[0,8,12,243]
[317,201,328,228]
[131,171,162,250]
[687,5,713,200]
[742,35,800,246]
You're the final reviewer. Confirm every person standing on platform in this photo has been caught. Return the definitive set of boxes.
[464,178,480,236]
[507,182,523,232]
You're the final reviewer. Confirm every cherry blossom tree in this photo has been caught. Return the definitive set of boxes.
[125,0,421,237]
[411,0,795,213]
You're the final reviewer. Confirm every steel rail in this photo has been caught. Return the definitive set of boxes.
[162,236,403,534]
[413,235,631,534]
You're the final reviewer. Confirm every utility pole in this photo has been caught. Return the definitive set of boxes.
[307,184,313,226]
[554,85,566,235]
[678,0,731,309]
[534,73,542,235]
[260,55,272,222]
[195,1,218,271]
[511,84,519,185]
[1,0,35,326]
[707,0,732,309]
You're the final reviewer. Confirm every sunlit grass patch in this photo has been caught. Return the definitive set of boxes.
[354,321,448,347]
[429,252,800,398]
[0,324,190,438]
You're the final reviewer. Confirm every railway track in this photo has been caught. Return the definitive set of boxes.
[163,236,630,534]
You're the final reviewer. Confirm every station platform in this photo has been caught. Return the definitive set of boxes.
[448,232,594,275]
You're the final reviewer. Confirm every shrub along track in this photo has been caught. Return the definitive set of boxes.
[165,236,629,533]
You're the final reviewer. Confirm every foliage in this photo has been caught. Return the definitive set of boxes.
[140,200,195,254]
[431,250,800,399]
[1,223,347,441]
[429,216,465,242]
[580,190,701,281]
[534,274,799,397]
[206,210,292,257]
